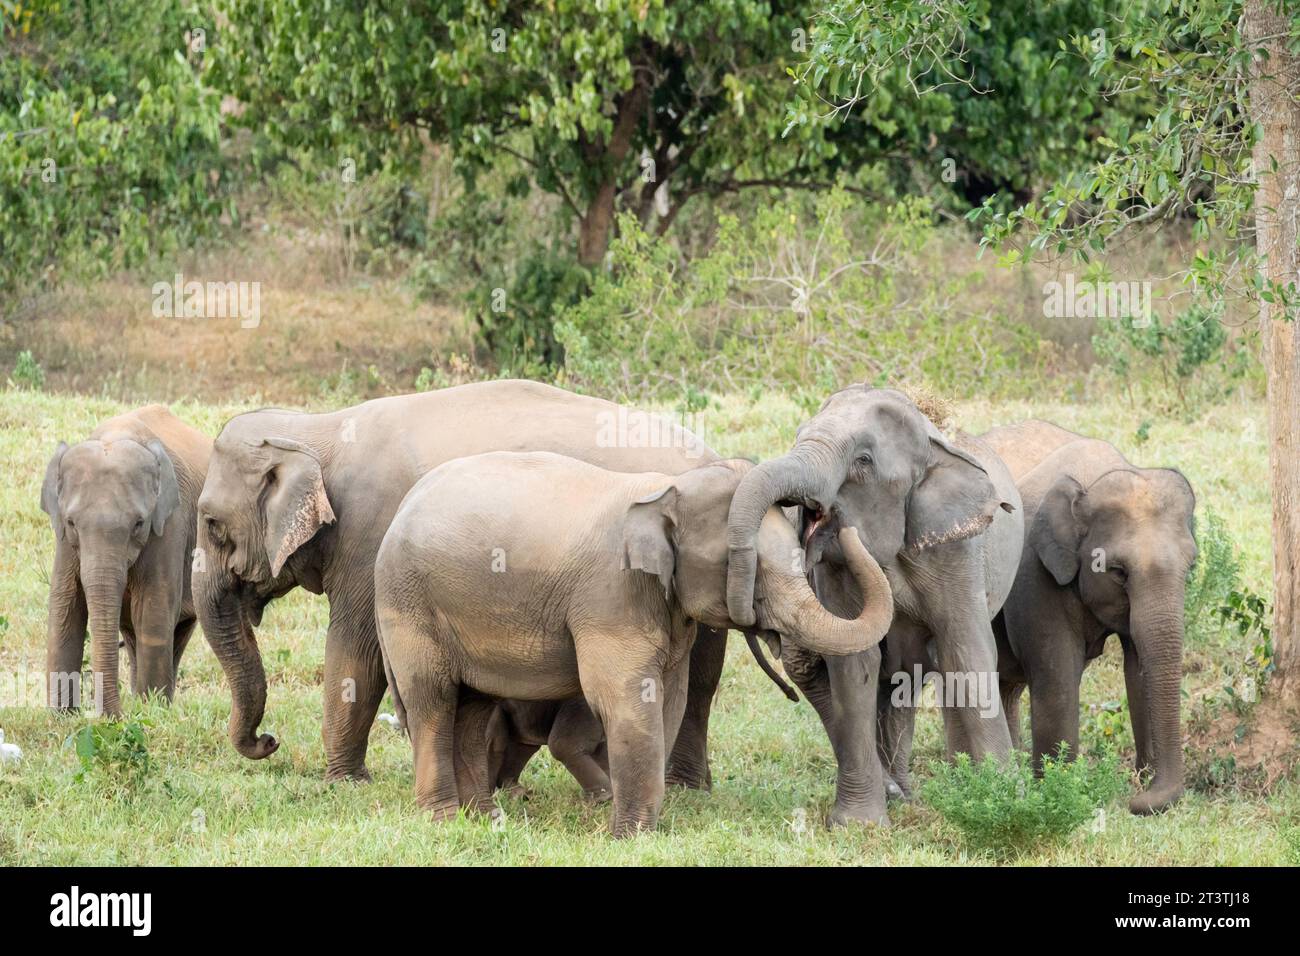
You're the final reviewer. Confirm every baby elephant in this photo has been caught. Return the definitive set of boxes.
[377,452,893,836]
[41,405,211,716]
[452,694,611,810]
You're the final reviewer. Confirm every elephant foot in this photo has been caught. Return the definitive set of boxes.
[828,801,890,829]
[1129,784,1183,816]
[583,787,613,804]
[883,770,915,802]
[499,782,530,801]
[419,798,460,822]
[665,763,712,791]
[325,765,372,783]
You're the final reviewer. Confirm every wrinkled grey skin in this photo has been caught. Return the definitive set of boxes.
[376,452,893,836]
[452,695,612,809]
[982,420,1196,815]
[41,405,210,716]
[721,386,1023,826]
[194,380,751,781]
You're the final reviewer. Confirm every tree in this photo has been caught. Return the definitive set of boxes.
[0,0,227,306]
[803,0,1300,684]
[215,0,824,267]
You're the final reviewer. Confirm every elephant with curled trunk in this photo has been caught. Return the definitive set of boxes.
[980,420,1197,814]
[194,379,748,781]
[40,405,211,716]
[376,453,892,835]
[721,386,1023,826]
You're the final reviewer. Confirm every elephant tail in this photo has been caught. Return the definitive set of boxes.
[745,633,799,702]
[376,628,410,737]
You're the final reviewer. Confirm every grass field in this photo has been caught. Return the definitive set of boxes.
[1,385,1295,865]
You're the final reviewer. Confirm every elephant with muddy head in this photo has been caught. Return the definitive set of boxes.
[376,452,892,835]
[719,386,1024,826]
[40,405,210,716]
[981,420,1197,814]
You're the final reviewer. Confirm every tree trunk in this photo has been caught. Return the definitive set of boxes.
[1246,0,1300,678]
[576,69,650,268]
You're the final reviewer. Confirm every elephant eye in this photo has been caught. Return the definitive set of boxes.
[133,519,145,535]
[1108,565,1127,583]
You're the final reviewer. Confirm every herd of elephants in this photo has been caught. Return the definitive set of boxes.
[39,380,1197,836]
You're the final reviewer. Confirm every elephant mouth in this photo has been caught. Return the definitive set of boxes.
[799,502,840,556]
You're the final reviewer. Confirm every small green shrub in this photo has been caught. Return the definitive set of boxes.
[10,350,45,390]
[922,748,1128,857]
[66,719,153,796]
[1183,508,1241,645]
[1092,301,1250,416]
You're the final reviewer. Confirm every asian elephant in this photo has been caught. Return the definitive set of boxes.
[40,405,211,716]
[722,386,1023,826]
[980,420,1197,814]
[375,452,893,835]
[451,694,612,809]
[194,380,745,781]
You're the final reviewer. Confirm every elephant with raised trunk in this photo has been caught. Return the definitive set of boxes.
[41,405,211,716]
[981,420,1197,814]
[194,380,745,781]
[721,386,1023,826]
[376,453,892,835]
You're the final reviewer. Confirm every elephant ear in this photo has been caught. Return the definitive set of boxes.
[261,437,336,577]
[1029,475,1086,586]
[40,442,70,539]
[905,435,1013,553]
[621,485,677,602]
[146,439,181,536]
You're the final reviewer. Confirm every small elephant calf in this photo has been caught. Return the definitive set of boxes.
[41,405,211,716]
[376,451,893,836]
[452,694,611,809]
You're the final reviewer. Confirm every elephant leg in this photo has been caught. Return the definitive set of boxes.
[928,586,1012,761]
[387,614,460,819]
[825,647,889,828]
[1002,681,1026,751]
[1027,646,1085,768]
[576,635,666,837]
[46,542,88,709]
[665,625,725,790]
[172,617,197,682]
[1120,635,1153,773]
[878,619,931,800]
[495,740,541,798]
[548,699,611,801]
[127,582,179,701]
[322,607,388,782]
[451,692,500,814]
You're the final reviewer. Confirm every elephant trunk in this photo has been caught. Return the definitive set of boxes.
[81,554,126,718]
[760,526,893,656]
[1127,581,1185,814]
[727,446,841,626]
[195,557,278,760]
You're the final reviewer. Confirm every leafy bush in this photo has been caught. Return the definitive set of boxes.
[922,748,1128,856]
[1092,301,1251,416]
[66,719,153,796]
[1,1,229,303]
[557,188,1051,402]
[10,350,45,390]
[1183,508,1241,645]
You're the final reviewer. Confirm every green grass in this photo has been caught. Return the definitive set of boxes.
[0,386,1293,865]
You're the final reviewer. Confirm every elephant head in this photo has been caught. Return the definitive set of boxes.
[622,460,893,656]
[41,437,181,716]
[195,416,335,759]
[1030,467,1196,813]
[725,386,1012,627]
